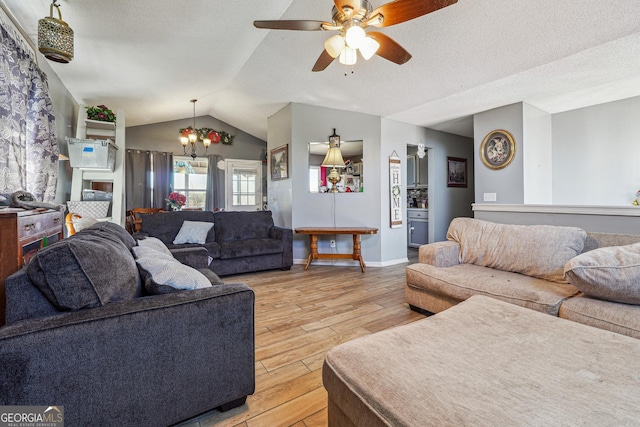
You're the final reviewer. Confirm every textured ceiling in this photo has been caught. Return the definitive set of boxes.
[3,0,640,140]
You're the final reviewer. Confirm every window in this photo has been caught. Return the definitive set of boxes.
[173,157,208,209]
[232,168,257,206]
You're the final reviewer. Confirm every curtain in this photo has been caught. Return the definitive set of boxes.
[206,154,225,211]
[125,150,151,210]
[153,151,173,209]
[0,23,58,202]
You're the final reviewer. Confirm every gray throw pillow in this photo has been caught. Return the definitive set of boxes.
[27,233,140,311]
[135,247,212,292]
[564,242,640,304]
[173,220,214,244]
[135,238,174,258]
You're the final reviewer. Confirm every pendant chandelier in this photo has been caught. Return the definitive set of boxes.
[179,99,214,159]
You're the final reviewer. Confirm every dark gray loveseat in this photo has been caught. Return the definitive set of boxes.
[136,210,293,276]
[0,222,255,426]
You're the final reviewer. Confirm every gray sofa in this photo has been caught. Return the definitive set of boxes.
[0,222,255,426]
[406,217,640,338]
[136,210,293,276]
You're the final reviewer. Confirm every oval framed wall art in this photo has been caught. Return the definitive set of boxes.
[480,129,516,170]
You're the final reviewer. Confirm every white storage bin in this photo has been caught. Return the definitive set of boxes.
[67,201,111,218]
[67,138,118,171]
[82,189,113,201]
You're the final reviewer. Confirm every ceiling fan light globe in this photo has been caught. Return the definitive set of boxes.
[359,36,380,60]
[325,34,345,58]
[339,46,357,66]
[345,25,366,49]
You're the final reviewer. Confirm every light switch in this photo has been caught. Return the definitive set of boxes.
[483,193,497,202]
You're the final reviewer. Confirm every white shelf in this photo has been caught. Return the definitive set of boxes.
[85,119,116,130]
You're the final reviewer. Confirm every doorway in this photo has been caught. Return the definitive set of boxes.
[406,144,433,259]
[224,159,263,211]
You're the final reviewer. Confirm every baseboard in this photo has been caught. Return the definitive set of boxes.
[293,258,409,268]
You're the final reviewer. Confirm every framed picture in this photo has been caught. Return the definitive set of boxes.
[447,157,467,188]
[270,144,289,180]
[480,129,516,170]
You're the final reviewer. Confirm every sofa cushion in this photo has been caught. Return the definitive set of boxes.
[564,243,640,304]
[140,210,215,244]
[27,233,140,311]
[134,246,212,293]
[559,294,640,339]
[219,239,283,260]
[446,218,586,283]
[214,211,274,241]
[79,221,137,250]
[173,220,214,244]
[406,262,579,315]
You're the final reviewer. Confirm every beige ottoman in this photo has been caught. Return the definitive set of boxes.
[323,295,640,426]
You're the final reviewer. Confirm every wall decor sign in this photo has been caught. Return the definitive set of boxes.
[270,144,289,180]
[480,129,516,170]
[447,157,468,188]
[389,152,402,228]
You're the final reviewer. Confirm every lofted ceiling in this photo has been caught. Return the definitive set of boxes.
[2,0,640,140]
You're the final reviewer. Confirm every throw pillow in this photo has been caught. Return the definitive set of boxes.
[173,220,214,245]
[136,236,173,257]
[72,215,98,232]
[27,233,140,311]
[135,255,212,293]
[132,245,175,261]
[564,243,640,304]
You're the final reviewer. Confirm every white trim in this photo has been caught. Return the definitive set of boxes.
[472,203,640,217]
[293,258,409,268]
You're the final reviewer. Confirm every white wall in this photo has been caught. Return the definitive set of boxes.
[287,103,383,265]
[552,96,640,205]
[473,103,524,204]
[383,119,475,243]
[523,103,552,204]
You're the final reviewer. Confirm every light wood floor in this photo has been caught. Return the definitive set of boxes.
[176,249,424,427]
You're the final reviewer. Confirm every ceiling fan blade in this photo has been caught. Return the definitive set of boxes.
[368,32,412,64]
[370,0,457,27]
[253,20,328,31]
[334,0,362,15]
[312,49,335,72]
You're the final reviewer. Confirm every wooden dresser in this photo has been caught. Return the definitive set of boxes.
[0,209,64,326]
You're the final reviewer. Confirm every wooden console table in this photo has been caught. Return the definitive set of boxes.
[295,227,378,273]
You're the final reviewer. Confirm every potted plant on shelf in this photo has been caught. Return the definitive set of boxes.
[85,105,116,123]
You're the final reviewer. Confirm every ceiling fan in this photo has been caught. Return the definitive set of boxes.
[254,0,457,72]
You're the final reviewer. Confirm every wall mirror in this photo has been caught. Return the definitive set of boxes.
[308,140,363,193]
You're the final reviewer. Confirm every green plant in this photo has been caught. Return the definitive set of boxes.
[86,105,116,123]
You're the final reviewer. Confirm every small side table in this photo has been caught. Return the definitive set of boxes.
[295,227,378,272]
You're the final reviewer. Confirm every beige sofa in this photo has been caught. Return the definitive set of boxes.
[406,218,640,338]
[324,295,640,426]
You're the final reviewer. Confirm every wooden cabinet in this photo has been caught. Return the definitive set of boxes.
[0,209,63,325]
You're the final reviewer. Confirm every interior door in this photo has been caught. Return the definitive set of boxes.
[225,159,262,211]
